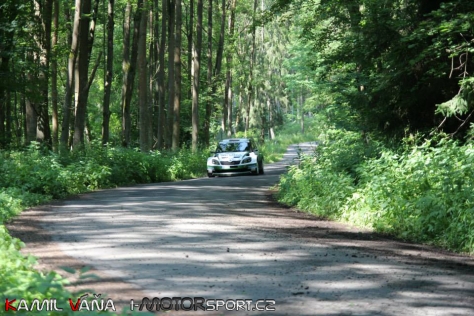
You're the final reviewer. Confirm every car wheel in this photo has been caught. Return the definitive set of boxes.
[207,172,215,178]
[252,162,260,175]
[259,161,264,174]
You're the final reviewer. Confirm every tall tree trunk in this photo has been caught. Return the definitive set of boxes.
[235,86,243,131]
[102,0,114,145]
[0,91,4,149]
[34,0,53,146]
[122,0,142,148]
[149,5,155,148]
[72,0,92,149]
[25,50,37,144]
[188,0,193,101]
[299,92,304,134]
[60,4,76,150]
[215,0,225,139]
[166,0,175,149]
[191,0,203,152]
[245,0,258,136]
[224,0,236,137]
[172,0,181,151]
[203,0,212,147]
[25,71,37,145]
[121,1,131,146]
[156,0,167,150]
[5,91,11,145]
[51,0,59,151]
[222,73,228,138]
[214,0,225,78]
[0,2,17,148]
[138,0,151,151]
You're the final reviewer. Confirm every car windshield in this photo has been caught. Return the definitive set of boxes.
[217,142,249,153]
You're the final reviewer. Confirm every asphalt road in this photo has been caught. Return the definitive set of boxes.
[21,143,474,315]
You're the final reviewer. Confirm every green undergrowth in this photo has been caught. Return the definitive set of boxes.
[0,142,206,315]
[277,129,474,254]
[1,142,209,223]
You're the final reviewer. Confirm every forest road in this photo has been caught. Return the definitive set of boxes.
[8,142,474,315]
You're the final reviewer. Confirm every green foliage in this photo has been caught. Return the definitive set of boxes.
[275,0,474,138]
[0,223,151,315]
[0,144,207,315]
[0,225,73,315]
[277,128,474,253]
[0,144,208,217]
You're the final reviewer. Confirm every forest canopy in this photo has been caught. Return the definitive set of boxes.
[270,0,474,138]
[0,0,473,151]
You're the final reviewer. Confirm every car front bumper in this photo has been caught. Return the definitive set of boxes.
[207,163,257,175]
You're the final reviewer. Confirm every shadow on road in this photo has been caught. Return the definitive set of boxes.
[8,142,474,315]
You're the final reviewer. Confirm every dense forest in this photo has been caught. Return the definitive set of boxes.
[1,0,472,150]
[1,0,474,309]
[0,0,298,153]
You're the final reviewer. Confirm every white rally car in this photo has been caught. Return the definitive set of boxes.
[206,138,264,177]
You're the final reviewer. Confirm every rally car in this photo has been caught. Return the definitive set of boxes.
[206,138,264,177]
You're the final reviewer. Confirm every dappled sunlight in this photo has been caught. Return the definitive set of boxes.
[8,143,474,315]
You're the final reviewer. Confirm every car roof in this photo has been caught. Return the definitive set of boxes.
[218,138,250,144]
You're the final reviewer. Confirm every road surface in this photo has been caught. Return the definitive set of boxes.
[9,143,474,315]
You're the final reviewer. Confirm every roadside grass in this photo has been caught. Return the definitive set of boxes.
[276,128,474,254]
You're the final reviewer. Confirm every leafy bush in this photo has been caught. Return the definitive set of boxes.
[0,225,74,315]
[0,188,48,224]
[0,144,207,203]
[277,129,474,253]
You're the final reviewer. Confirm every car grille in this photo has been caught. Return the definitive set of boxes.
[220,160,241,165]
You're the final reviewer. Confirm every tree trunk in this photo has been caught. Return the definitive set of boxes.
[25,76,37,145]
[121,1,131,146]
[34,0,53,146]
[60,4,76,150]
[299,92,304,134]
[138,0,151,151]
[149,7,155,148]
[188,0,193,101]
[102,0,114,145]
[191,0,203,152]
[214,0,225,78]
[166,0,175,149]
[25,49,37,144]
[224,0,236,137]
[156,0,167,150]
[203,0,212,147]
[215,0,225,139]
[0,2,17,148]
[5,91,12,146]
[172,0,182,151]
[72,0,92,149]
[245,0,258,137]
[51,0,59,151]
[121,0,143,148]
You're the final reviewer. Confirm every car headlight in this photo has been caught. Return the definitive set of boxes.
[211,158,220,165]
[241,157,252,164]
